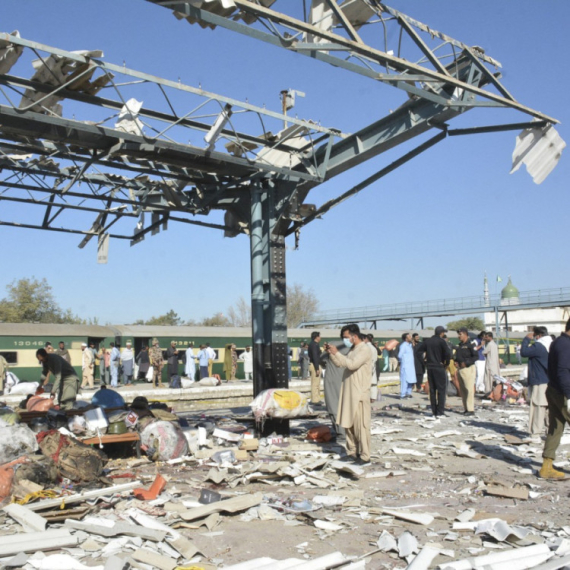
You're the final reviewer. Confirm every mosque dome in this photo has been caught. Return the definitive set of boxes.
[500,277,520,305]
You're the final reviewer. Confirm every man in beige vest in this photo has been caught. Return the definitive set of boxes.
[327,324,372,465]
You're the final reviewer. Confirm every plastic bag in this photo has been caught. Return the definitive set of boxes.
[68,415,87,435]
[181,378,195,389]
[146,366,154,382]
[8,381,39,396]
[140,420,189,461]
[0,407,20,426]
[0,423,39,464]
[250,389,310,420]
[4,371,19,391]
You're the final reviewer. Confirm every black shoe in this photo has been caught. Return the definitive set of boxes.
[464,411,475,416]
[339,454,357,462]
[354,457,371,467]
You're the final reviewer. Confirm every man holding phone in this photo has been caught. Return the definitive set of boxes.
[326,324,371,465]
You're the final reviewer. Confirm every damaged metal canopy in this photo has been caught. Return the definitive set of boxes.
[0,32,342,261]
[0,2,564,262]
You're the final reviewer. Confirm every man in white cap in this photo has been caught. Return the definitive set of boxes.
[81,342,94,389]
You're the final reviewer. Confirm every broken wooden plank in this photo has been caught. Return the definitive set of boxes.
[504,434,531,446]
[65,519,166,541]
[486,484,529,500]
[180,492,263,522]
[381,508,434,526]
[3,503,47,532]
[167,535,200,560]
[26,481,141,511]
[132,548,177,570]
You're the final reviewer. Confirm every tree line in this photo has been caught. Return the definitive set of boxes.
[0,278,320,328]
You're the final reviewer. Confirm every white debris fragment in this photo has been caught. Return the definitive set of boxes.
[314,520,343,532]
[406,546,441,570]
[392,447,426,457]
[377,530,398,553]
[27,554,104,570]
[438,542,551,569]
[398,531,419,558]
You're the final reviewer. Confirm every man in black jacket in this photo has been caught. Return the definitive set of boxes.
[455,327,479,415]
[412,333,425,392]
[308,331,322,404]
[540,319,570,479]
[416,326,451,417]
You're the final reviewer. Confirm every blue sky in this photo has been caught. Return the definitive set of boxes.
[0,1,567,325]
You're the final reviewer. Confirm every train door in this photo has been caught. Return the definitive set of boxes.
[87,337,105,351]
[134,337,152,357]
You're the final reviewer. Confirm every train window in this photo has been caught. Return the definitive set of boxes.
[0,351,18,365]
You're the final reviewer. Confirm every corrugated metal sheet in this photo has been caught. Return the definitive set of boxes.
[511,123,566,184]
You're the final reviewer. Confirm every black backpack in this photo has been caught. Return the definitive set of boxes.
[169,375,181,389]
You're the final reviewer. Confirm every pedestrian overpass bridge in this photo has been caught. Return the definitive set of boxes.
[298,287,570,329]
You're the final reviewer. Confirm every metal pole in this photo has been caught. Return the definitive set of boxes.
[250,183,266,398]
[249,182,290,436]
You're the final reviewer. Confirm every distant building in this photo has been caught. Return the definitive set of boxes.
[484,276,569,334]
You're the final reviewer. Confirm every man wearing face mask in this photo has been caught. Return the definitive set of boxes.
[326,323,372,465]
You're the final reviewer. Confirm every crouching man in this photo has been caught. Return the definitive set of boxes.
[326,324,371,465]
[36,348,79,410]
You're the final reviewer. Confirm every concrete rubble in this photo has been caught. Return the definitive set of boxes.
[1,385,570,568]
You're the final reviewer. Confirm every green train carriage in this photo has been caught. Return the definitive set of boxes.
[0,323,526,384]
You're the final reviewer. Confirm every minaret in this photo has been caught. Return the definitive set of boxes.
[484,272,490,306]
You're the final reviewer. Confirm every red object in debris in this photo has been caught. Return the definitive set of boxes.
[0,457,28,501]
[306,425,332,443]
[133,474,167,500]
[109,472,137,479]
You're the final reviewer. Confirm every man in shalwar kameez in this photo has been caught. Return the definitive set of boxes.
[483,332,501,393]
[398,333,415,399]
[184,343,196,382]
[327,324,372,464]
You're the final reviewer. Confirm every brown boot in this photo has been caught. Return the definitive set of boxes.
[539,458,565,480]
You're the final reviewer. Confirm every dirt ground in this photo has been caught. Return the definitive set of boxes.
[99,387,570,569]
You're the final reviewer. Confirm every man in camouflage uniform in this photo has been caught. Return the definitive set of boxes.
[149,338,164,388]
[36,348,79,410]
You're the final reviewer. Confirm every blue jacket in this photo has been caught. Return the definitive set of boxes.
[548,334,570,398]
[521,337,548,386]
